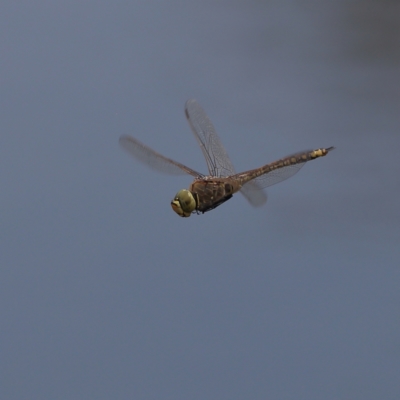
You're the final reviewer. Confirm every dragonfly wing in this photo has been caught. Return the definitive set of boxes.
[185,99,236,177]
[119,135,202,177]
[240,181,268,207]
[249,162,306,188]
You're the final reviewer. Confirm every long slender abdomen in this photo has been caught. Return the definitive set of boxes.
[263,147,334,174]
[235,146,334,186]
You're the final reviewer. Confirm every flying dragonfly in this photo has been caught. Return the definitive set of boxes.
[119,99,334,217]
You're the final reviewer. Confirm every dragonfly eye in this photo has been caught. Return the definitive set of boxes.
[171,189,196,217]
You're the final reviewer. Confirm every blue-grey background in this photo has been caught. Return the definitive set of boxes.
[1,1,399,399]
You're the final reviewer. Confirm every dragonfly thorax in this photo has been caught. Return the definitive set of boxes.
[171,189,197,217]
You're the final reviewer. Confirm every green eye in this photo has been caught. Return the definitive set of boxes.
[171,189,196,217]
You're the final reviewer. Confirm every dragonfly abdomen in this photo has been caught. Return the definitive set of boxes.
[263,147,334,175]
[235,146,334,186]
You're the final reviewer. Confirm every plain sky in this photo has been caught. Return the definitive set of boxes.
[1,1,399,399]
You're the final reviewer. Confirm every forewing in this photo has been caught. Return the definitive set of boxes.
[185,99,236,177]
[119,135,202,177]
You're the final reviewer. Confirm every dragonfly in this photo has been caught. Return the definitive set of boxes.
[119,99,334,217]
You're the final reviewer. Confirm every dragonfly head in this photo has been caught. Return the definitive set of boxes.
[171,189,196,217]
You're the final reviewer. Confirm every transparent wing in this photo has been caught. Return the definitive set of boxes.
[185,99,267,206]
[251,163,305,188]
[119,135,202,177]
[240,152,310,189]
[238,162,304,206]
[240,181,268,207]
[185,99,236,177]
